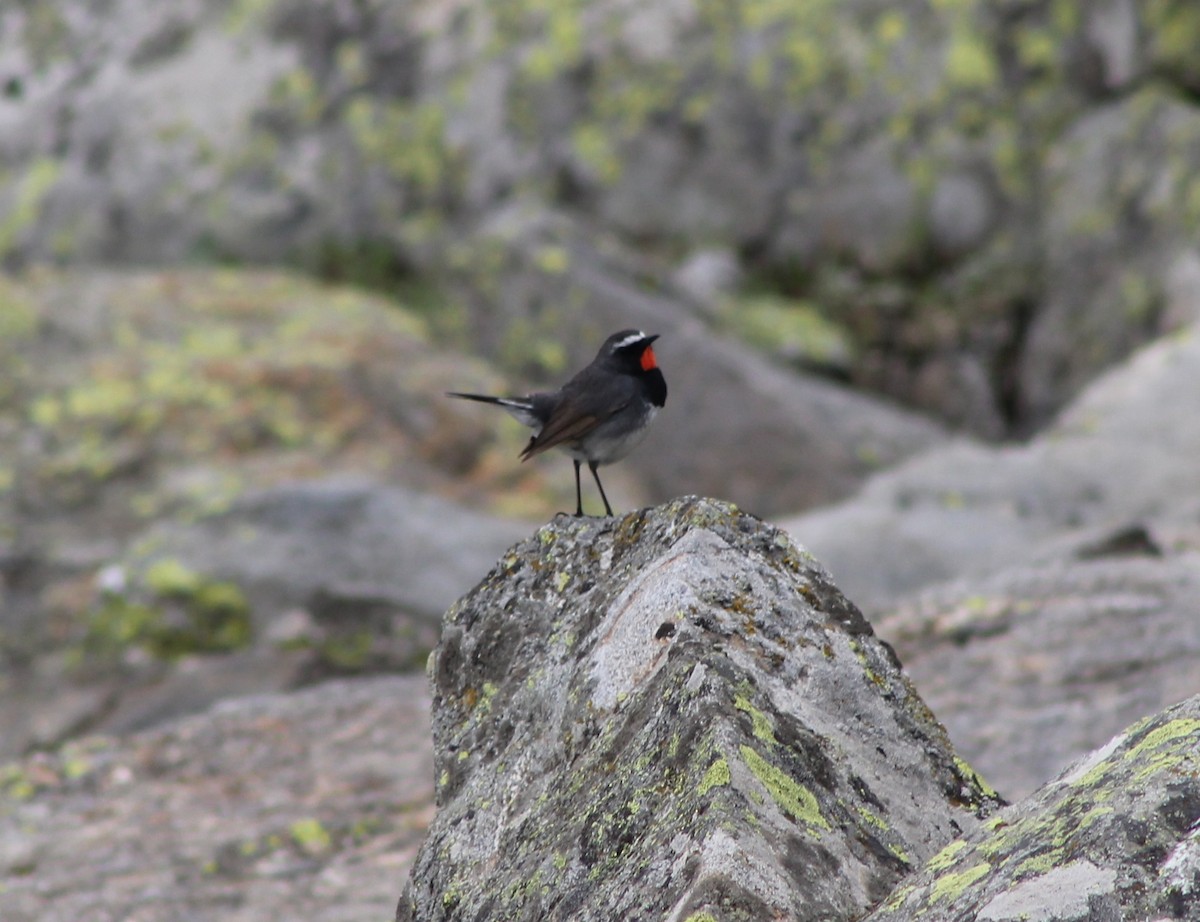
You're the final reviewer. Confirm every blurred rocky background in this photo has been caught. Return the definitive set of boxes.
[1,1,1199,919]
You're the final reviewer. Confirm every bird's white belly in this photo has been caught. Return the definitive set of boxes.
[559,405,659,465]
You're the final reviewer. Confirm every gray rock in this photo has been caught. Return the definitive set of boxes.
[1020,89,1200,427]
[864,694,1200,922]
[785,323,1200,611]
[805,136,923,275]
[141,478,533,627]
[0,675,435,922]
[398,497,1001,921]
[1164,248,1200,330]
[928,171,997,260]
[879,547,1200,800]
[1082,0,1140,91]
[782,324,1200,806]
[671,247,743,312]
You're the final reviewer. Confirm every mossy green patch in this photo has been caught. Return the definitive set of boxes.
[954,756,998,800]
[1014,850,1061,878]
[697,757,731,796]
[857,805,889,831]
[290,817,332,853]
[318,630,374,671]
[718,294,856,371]
[81,558,252,661]
[926,838,969,871]
[0,763,36,801]
[929,860,991,902]
[943,28,998,88]
[144,558,203,596]
[880,882,916,913]
[739,745,829,832]
[734,692,775,745]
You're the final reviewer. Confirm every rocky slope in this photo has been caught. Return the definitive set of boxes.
[3,1,1200,437]
[2,0,1200,916]
[4,493,1197,921]
[1,675,434,922]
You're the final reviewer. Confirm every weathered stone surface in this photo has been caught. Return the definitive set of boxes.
[0,675,435,922]
[864,694,1200,922]
[5,1,1200,434]
[398,497,1001,921]
[1022,89,1200,427]
[141,478,533,630]
[0,268,533,761]
[783,325,1200,801]
[785,323,1200,612]
[0,476,529,762]
[879,546,1200,800]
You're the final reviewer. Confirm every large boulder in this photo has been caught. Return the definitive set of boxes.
[784,323,1200,612]
[0,478,531,763]
[865,693,1200,922]
[398,497,1002,921]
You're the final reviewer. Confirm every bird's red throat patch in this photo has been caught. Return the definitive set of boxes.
[640,346,657,371]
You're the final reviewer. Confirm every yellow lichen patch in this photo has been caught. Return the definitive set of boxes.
[929,861,992,902]
[697,757,731,796]
[289,817,332,854]
[954,756,999,799]
[734,692,776,745]
[739,745,829,832]
[926,838,969,872]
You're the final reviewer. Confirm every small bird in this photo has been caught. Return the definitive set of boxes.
[449,330,667,517]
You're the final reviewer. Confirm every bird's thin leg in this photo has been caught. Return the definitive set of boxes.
[573,459,585,517]
[588,461,614,517]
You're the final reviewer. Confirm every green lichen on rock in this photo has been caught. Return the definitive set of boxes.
[2,267,457,531]
[869,695,1200,920]
[734,691,776,745]
[289,817,332,854]
[718,293,857,373]
[928,860,991,902]
[81,557,252,661]
[739,744,830,833]
[953,756,998,800]
[697,757,731,796]
[0,158,62,259]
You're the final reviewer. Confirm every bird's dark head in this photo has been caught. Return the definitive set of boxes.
[601,329,667,406]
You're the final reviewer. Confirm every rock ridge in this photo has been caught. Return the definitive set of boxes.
[398,496,1001,921]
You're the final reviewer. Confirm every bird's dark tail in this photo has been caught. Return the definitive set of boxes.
[446,391,509,405]
[447,392,541,428]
